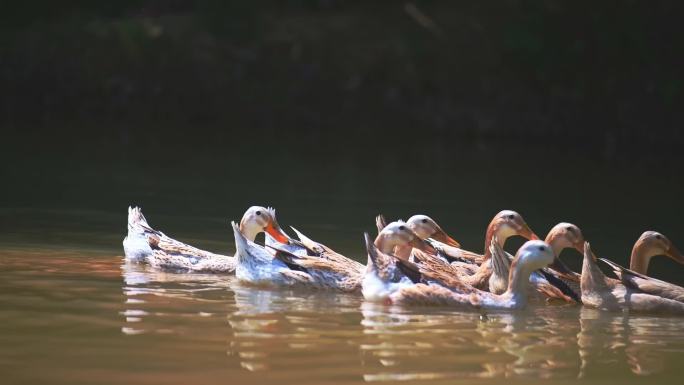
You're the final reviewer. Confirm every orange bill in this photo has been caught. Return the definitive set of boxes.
[431,228,461,248]
[264,221,290,244]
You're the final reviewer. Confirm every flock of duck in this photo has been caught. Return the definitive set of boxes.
[123,206,684,315]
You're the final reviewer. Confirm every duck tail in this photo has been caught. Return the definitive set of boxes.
[375,214,388,234]
[364,232,382,273]
[128,206,148,229]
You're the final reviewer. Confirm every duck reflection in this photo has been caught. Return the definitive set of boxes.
[119,260,684,381]
[577,307,682,377]
[120,260,233,335]
[226,280,363,374]
[360,303,582,381]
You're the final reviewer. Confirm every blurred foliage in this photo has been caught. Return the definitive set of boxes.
[1,1,683,158]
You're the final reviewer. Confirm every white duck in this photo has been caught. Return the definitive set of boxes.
[387,241,556,310]
[123,206,289,273]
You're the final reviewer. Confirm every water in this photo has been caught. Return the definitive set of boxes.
[1,146,683,384]
[1,206,684,385]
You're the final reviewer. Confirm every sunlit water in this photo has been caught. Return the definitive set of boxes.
[1,209,684,385]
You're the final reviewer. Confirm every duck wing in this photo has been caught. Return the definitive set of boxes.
[425,239,483,265]
[599,258,684,302]
[411,249,479,294]
[289,226,334,255]
[232,221,276,264]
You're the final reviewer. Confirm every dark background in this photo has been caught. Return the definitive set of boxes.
[1,1,682,274]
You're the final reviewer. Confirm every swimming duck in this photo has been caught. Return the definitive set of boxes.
[234,209,371,292]
[404,214,462,248]
[599,231,684,302]
[409,210,539,290]
[374,214,451,260]
[362,221,440,301]
[389,240,555,310]
[123,206,235,272]
[123,206,289,273]
[488,222,586,302]
[580,242,684,314]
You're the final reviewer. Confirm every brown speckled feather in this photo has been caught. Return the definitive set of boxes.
[599,258,684,302]
[581,243,684,314]
[126,206,235,273]
[267,243,364,292]
[410,249,479,294]
[427,240,484,265]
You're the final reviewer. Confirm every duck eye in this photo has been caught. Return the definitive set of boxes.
[399,225,406,231]
[421,219,428,224]
[566,227,575,233]
[538,246,545,251]
[655,234,662,240]
[508,214,515,220]
[256,211,262,216]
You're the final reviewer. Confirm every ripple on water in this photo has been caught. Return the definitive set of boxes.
[2,250,684,385]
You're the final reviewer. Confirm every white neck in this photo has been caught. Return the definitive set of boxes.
[240,223,262,242]
[504,263,533,304]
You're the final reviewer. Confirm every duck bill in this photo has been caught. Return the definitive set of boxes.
[264,222,290,244]
[431,228,461,248]
[520,224,539,241]
[573,242,585,254]
[666,243,684,264]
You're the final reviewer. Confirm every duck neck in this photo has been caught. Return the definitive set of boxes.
[545,235,563,258]
[375,235,412,260]
[545,236,574,274]
[374,234,394,254]
[504,259,531,302]
[239,221,261,242]
[483,224,506,260]
[629,243,652,274]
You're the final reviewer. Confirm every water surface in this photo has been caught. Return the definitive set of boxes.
[1,207,683,385]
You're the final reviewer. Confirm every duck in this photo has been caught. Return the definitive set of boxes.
[580,242,684,314]
[233,209,374,292]
[487,222,586,302]
[598,231,684,302]
[362,221,441,301]
[123,205,289,273]
[407,210,539,291]
[388,240,555,310]
[374,214,449,261]
[376,213,481,266]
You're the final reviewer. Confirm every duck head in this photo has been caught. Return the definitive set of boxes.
[239,206,290,243]
[483,210,538,259]
[489,210,539,242]
[406,214,461,248]
[545,222,585,256]
[630,231,684,274]
[374,221,434,258]
[512,240,555,273]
